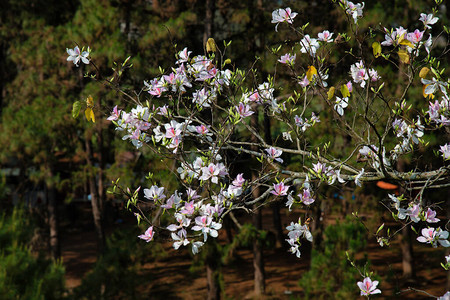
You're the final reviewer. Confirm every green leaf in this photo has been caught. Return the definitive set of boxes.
[72,101,81,118]
[372,42,381,58]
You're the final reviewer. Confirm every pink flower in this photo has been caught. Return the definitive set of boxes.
[440,143,450,160]
[271,8,298,32]
[271,182,289,196]
[232,173,246,187]
[425,208,440,223]
[236,102,254,118]
[265,147,283,163]
[278,53,296,65]
[138,226,155,242]
[298,188,315,205]
[318,30,334,42]
[357,277,381,296]
[107,105,121,121]
[298,76,310,88]
[419,13,439,29]
[417,227,450,248]
[407,29,424,44]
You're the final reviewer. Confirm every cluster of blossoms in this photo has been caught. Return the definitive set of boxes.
[389,194,440,223]
[349,60,380,88]
[391,117,424,157]
[294,112,320,132]
[139,184,226,253]
[389,194,450,249]
[285,219,313,258]
[341,0,364,24]
[108,105,151,149]
[427,94,450,125]
[66,1,450,297]
[380,13,438,61]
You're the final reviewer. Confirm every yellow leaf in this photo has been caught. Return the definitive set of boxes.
[398,49,410,64]
[399,39,414,48]
[340,84,350,98]
[306,65,317,81]
[86,95,94,108]
[327,87,335,100]
[422,85,435,99]
[85,107,95,122]
[206,38,217,53]
[419,67,430,79]
[372,42,381,58]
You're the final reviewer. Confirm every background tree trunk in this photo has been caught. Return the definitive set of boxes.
[250,109,265,296]
[203,0,215,47]
[47,176,60,259]
[206,241,221,300]
[85,137,105,254]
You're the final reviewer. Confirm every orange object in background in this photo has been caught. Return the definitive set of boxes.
[377,181,399,195]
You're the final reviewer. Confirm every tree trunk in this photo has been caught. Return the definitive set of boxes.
[400,225,414,279]
[396,159,414,279]
[203,0,215,47]
[47,182,60,259]
[252,205,265,295]
[85,137,105,254]
[206,242,221,300]
[250,110,265,296]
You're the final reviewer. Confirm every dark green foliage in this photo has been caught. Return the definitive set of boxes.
[72,227,166,300]
[0,208,66,300]
[298,217,368,299]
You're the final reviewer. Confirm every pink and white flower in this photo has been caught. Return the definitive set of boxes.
[357,277,381,296]
[67,46,90,66]
[271,8,298,32]
[278,53,296,65]
[271,182,289,196]
[298,188,315,205]
[318,30,334,42]
[419,13,439,29]
[138,226,155,242]
[265,147,283,163]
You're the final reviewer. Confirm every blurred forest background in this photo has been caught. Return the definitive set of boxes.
[0,0,449,299]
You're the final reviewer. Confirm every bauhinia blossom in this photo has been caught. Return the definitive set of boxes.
[417,227,450,248]
[271,182,289,196]
[357,277,381,296]
[419,13,439,29]
[278,53,296,65]
[440,143,450,160]
[265,147,283,163]
[271,8,298,32]
[138,226,155,242]
[66,46,90,66]
[317,30,334,42]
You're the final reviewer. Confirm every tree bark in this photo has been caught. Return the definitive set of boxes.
[203,0,215,47]
[397,159,415,279]
[206,242,221,300]
[400,225,414,279]
[85,137,105,254]
[250,109,265,296]
[47,180,60,259]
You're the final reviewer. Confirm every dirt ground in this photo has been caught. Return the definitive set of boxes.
[61,205,448,299]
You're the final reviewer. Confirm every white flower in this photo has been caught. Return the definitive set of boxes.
[271,8,298,32]
[419,13,439,29]
[300,35,320,57]
[66,46,90,66]
[334,97,349,116]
